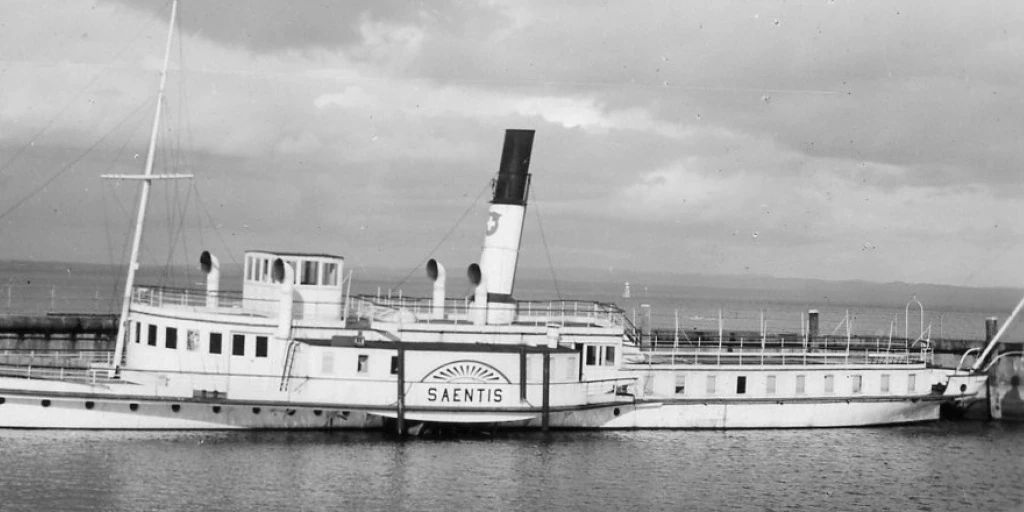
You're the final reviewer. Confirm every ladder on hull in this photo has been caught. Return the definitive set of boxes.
[279,340,300,392]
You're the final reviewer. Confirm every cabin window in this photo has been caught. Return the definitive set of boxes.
[186,330,199,352]
[357,354,369,373]
[165,327,177,349]
[766,375,776,395]
[134,322,141,344]
[147,324,157,346]
[824,374,834,394]
[851,375,863,394]
[232,334,245,356]
[736,376,747,394]
[286,260,298,284]
[321,351,334,374]
[390,356,399,375]
[796,374,806,395]
[301,260,319,285]
[604,346,616,366]
[585,345,597,366]
[255,336,268,358]
[675,375,686,395]
[881,374,890,393]
[323,263,338,286]
[706,375,717,395]
[245,256,253,281]
[261,259,269,282]
[907,374,916,393]
[209,333,222,354]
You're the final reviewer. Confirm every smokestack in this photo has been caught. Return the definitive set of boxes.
[272,258,294,339]
[468,263,488,325]
[985,317,999,342]
[808,309,819,341]
[478,129,534,324]
[427,259,446,320]
[199,251,220,308]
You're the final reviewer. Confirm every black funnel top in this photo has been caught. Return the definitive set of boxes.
[492,129,534,206]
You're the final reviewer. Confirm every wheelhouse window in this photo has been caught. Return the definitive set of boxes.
[585,345,597,366]
[232,334,245,356]
[604,346,616,366]
[255,336,268,358]
[323,263,338,286]
[147,324,157,346]
[357,354,369,373]
[301,260,319,285]
[824,374,835,394]
[736,376,747,394]
[165,327,177,349]
[209,333,222,354]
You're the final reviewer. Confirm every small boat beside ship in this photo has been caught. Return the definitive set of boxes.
[0,0,966,431]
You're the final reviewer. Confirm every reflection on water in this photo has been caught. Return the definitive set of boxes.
[1,422,1022,511]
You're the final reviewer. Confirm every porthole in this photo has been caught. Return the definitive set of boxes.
[0,397,6,405]
[129,403,139,411]
[960,384,967,393]
[286,409,296,416]
[252,407,261,414]
[171,404,181,413]
[41,399,51,407]
[313,409,322,416]
[613,407,620,416]
[85,401,95,410]
[212,406,221,414]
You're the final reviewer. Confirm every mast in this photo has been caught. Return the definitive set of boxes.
[108,0,188,373]
[970,293,1024,372]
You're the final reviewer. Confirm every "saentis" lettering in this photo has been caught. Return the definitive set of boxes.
[427,387,504,403]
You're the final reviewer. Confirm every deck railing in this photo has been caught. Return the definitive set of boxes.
[132,286,244,309]
[352,295,628,328]
[0,364,118,385]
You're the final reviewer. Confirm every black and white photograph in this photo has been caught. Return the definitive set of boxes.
[1,1,1022,510]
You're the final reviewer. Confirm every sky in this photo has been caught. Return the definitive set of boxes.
[1,0,1023,289]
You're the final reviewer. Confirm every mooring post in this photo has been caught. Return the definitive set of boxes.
[542,351,551,431]
[396,345,405,436]
[519,347,527,401]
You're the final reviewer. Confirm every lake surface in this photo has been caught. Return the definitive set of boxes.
[1,421,1022,511]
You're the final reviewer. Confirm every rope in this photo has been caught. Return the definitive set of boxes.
[392,180,491,289]
[0,3,170,178]
[193,186,239,266]
[531,188,562,299]
[0,97,153,223]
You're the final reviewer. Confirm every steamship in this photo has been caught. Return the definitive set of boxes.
[0,126,951,430]
[0,2,953,430]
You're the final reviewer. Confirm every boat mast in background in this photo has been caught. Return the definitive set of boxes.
[103,0,192,373]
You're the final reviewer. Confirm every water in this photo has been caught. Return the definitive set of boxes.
[0,423,1021,511]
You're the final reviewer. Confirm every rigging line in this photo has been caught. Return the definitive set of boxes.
[162,180,195,283]
[0,96,154,224]
[530,188,562,300]
[192,186,239,266]
[393,180,491,290]
[0,5,172,178]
